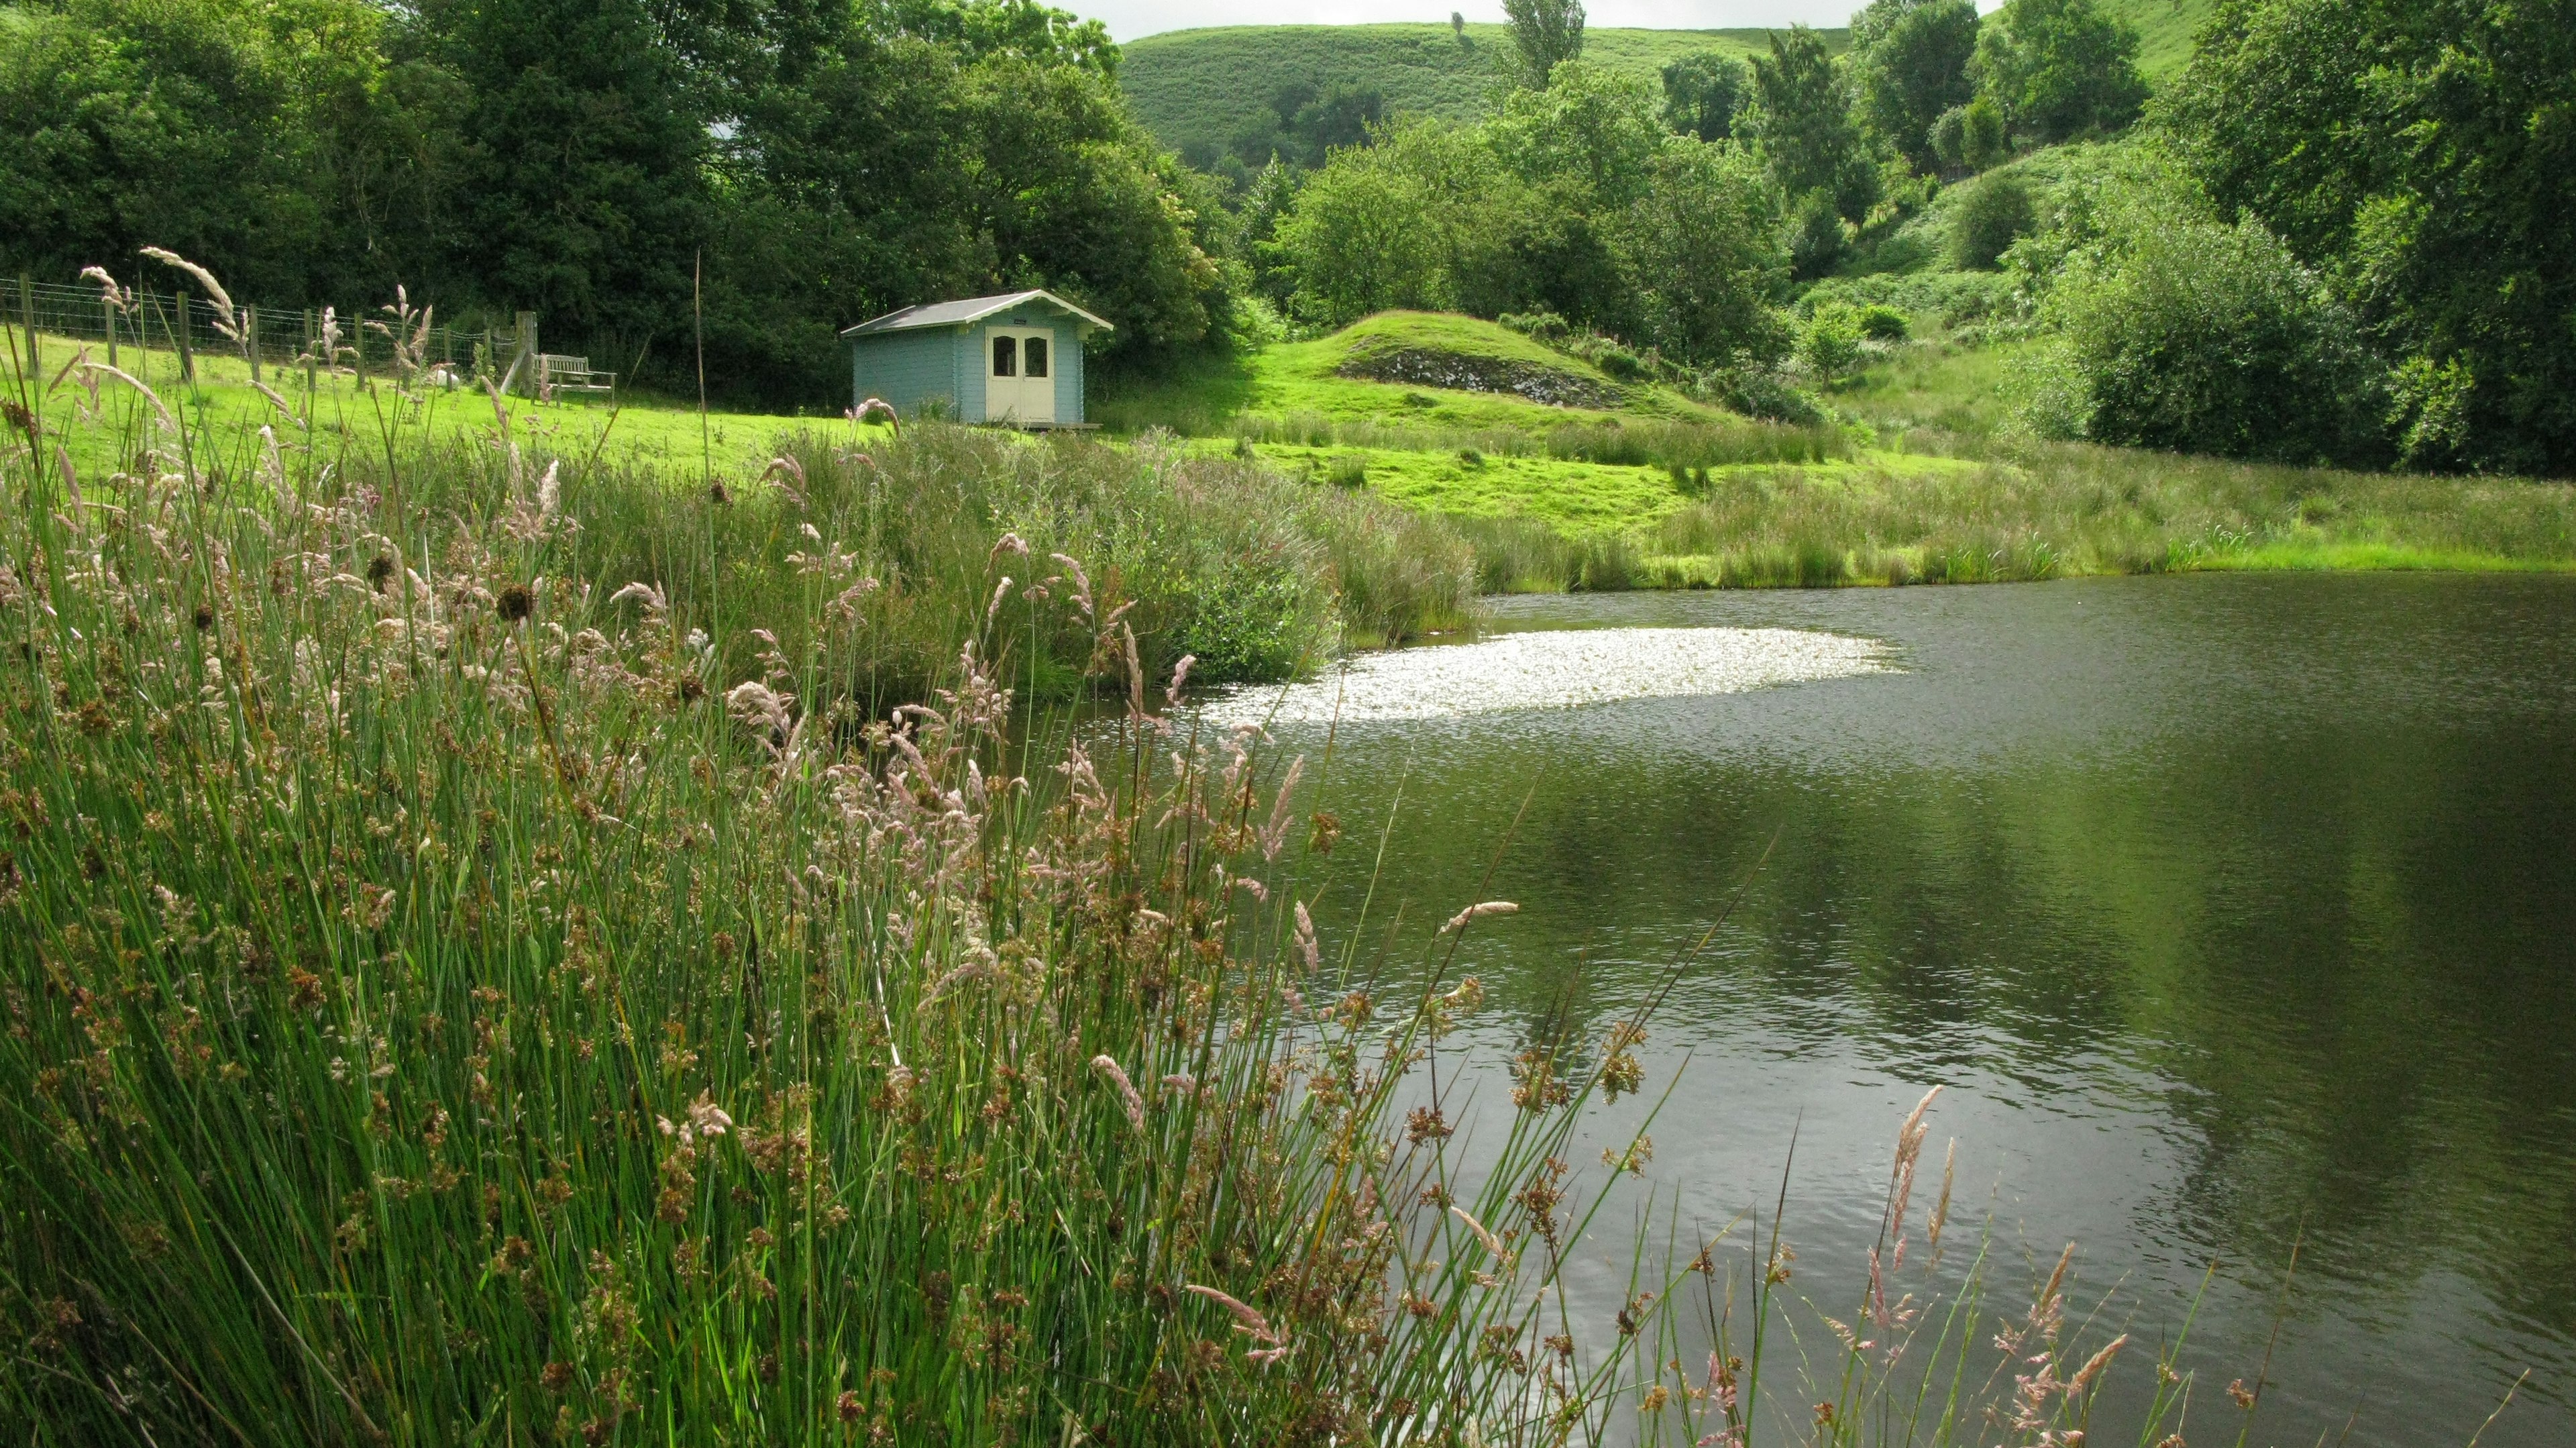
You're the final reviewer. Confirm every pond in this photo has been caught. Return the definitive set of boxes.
[1212,572,2576,1447]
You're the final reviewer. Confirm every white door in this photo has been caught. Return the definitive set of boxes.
[983,327,1056,425]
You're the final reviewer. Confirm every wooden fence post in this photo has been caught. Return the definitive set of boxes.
[105,289,118,369]
[19,275,36,380]
[515,311,538,396]
[248,307,261,383]
[176,291,195,382]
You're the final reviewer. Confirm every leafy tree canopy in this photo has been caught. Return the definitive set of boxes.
[1970,0,2147,146]
[1501,0,1583,89]
[1658,50,1747,144]
[1849,0,1979,173]
[0,0,1225,406]
[2159,0,2576,474]
[1746,25,1878,223]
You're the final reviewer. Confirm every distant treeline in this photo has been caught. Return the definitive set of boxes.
[0,0,1235,405]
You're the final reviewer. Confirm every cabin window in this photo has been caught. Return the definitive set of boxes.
[990,335,1016,377]
[1023,336,1049,378]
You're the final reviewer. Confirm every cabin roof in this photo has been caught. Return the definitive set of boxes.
[841,290,1112,340]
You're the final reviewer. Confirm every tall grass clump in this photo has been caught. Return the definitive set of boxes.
[0,295,1686,1442]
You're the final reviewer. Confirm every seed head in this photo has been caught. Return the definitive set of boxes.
[496,584,533,622]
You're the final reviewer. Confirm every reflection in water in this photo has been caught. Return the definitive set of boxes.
[1222,574,2576,1447]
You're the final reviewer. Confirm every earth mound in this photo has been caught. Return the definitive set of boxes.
[1336,345,1625,409]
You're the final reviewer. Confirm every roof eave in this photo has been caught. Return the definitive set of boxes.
[841,289,1114,340]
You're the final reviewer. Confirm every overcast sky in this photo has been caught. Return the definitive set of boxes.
[1091,2,1871,44]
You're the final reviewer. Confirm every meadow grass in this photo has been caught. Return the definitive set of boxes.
[19,323,845,480]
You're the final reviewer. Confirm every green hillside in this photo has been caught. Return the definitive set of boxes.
[1119,23,1839,162]
[2109,0,2212,78]
[1121,9,2204,164]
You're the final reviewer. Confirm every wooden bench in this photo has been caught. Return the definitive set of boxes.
[537,354,615,397]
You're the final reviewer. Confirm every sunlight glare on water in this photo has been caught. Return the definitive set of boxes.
[1201,625,1896,724]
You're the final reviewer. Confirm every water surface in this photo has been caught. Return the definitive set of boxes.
[1225,573,2576,1446]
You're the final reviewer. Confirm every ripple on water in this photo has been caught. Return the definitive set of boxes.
[1199,626,1896,725]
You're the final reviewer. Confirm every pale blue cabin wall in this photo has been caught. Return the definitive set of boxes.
[957,326,985,421]
[849,328,959,419]
[1058,327,1084,422]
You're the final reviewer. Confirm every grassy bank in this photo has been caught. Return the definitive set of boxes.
[7,315,1477,692]
[1100,311,2576,593]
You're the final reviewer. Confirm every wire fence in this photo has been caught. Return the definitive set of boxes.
[2,274,537,392]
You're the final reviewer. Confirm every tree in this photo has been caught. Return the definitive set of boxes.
[1970,0,2147,146]
[1746,26,1878,223]
[402,0,714,350]
[1502,0,1583,89]
[1929,97,2008,174]
[2045,215,2383,465]
[1849,0,1979,173]
[1273,147,1440,326]
[1659,52,1748,143]
[0,0,463,307]
[2162,0,2576,474]
[1947,170,2034,268]
[1615,142,1788,365]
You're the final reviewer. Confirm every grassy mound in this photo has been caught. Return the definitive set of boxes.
[1119,23,1815,160]
[1099,311,1732,435]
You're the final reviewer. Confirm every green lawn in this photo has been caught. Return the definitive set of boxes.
[16,327,871,478]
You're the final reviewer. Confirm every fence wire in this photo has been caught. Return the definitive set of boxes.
[2,275,524,387]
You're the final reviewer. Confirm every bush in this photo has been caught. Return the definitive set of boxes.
[1326,454,1368,488]
[1930,96,2010,174]
[1788,189,1848,280]
[1856,304,1910,341]
[2042,218,2386,465]
[1950,172,2037,269]
[1798,305,1866,384]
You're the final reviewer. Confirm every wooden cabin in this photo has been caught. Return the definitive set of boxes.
[841,290,1111,426]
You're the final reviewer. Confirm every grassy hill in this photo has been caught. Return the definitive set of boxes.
[1120,9,2204,163]
[1118,23,1836,162]
[2110,0,2212,79]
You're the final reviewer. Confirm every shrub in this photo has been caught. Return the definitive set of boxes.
[1788,189,1849,280]
[1950,172,2037,269]
[1326,454,1368,488]
[1856,303,1910,341]
[1931,97,2009,174]
[2043,217,2386,464]
[1798,304,1866,384]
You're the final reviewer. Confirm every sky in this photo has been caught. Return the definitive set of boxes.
[1090,2,1870,44]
